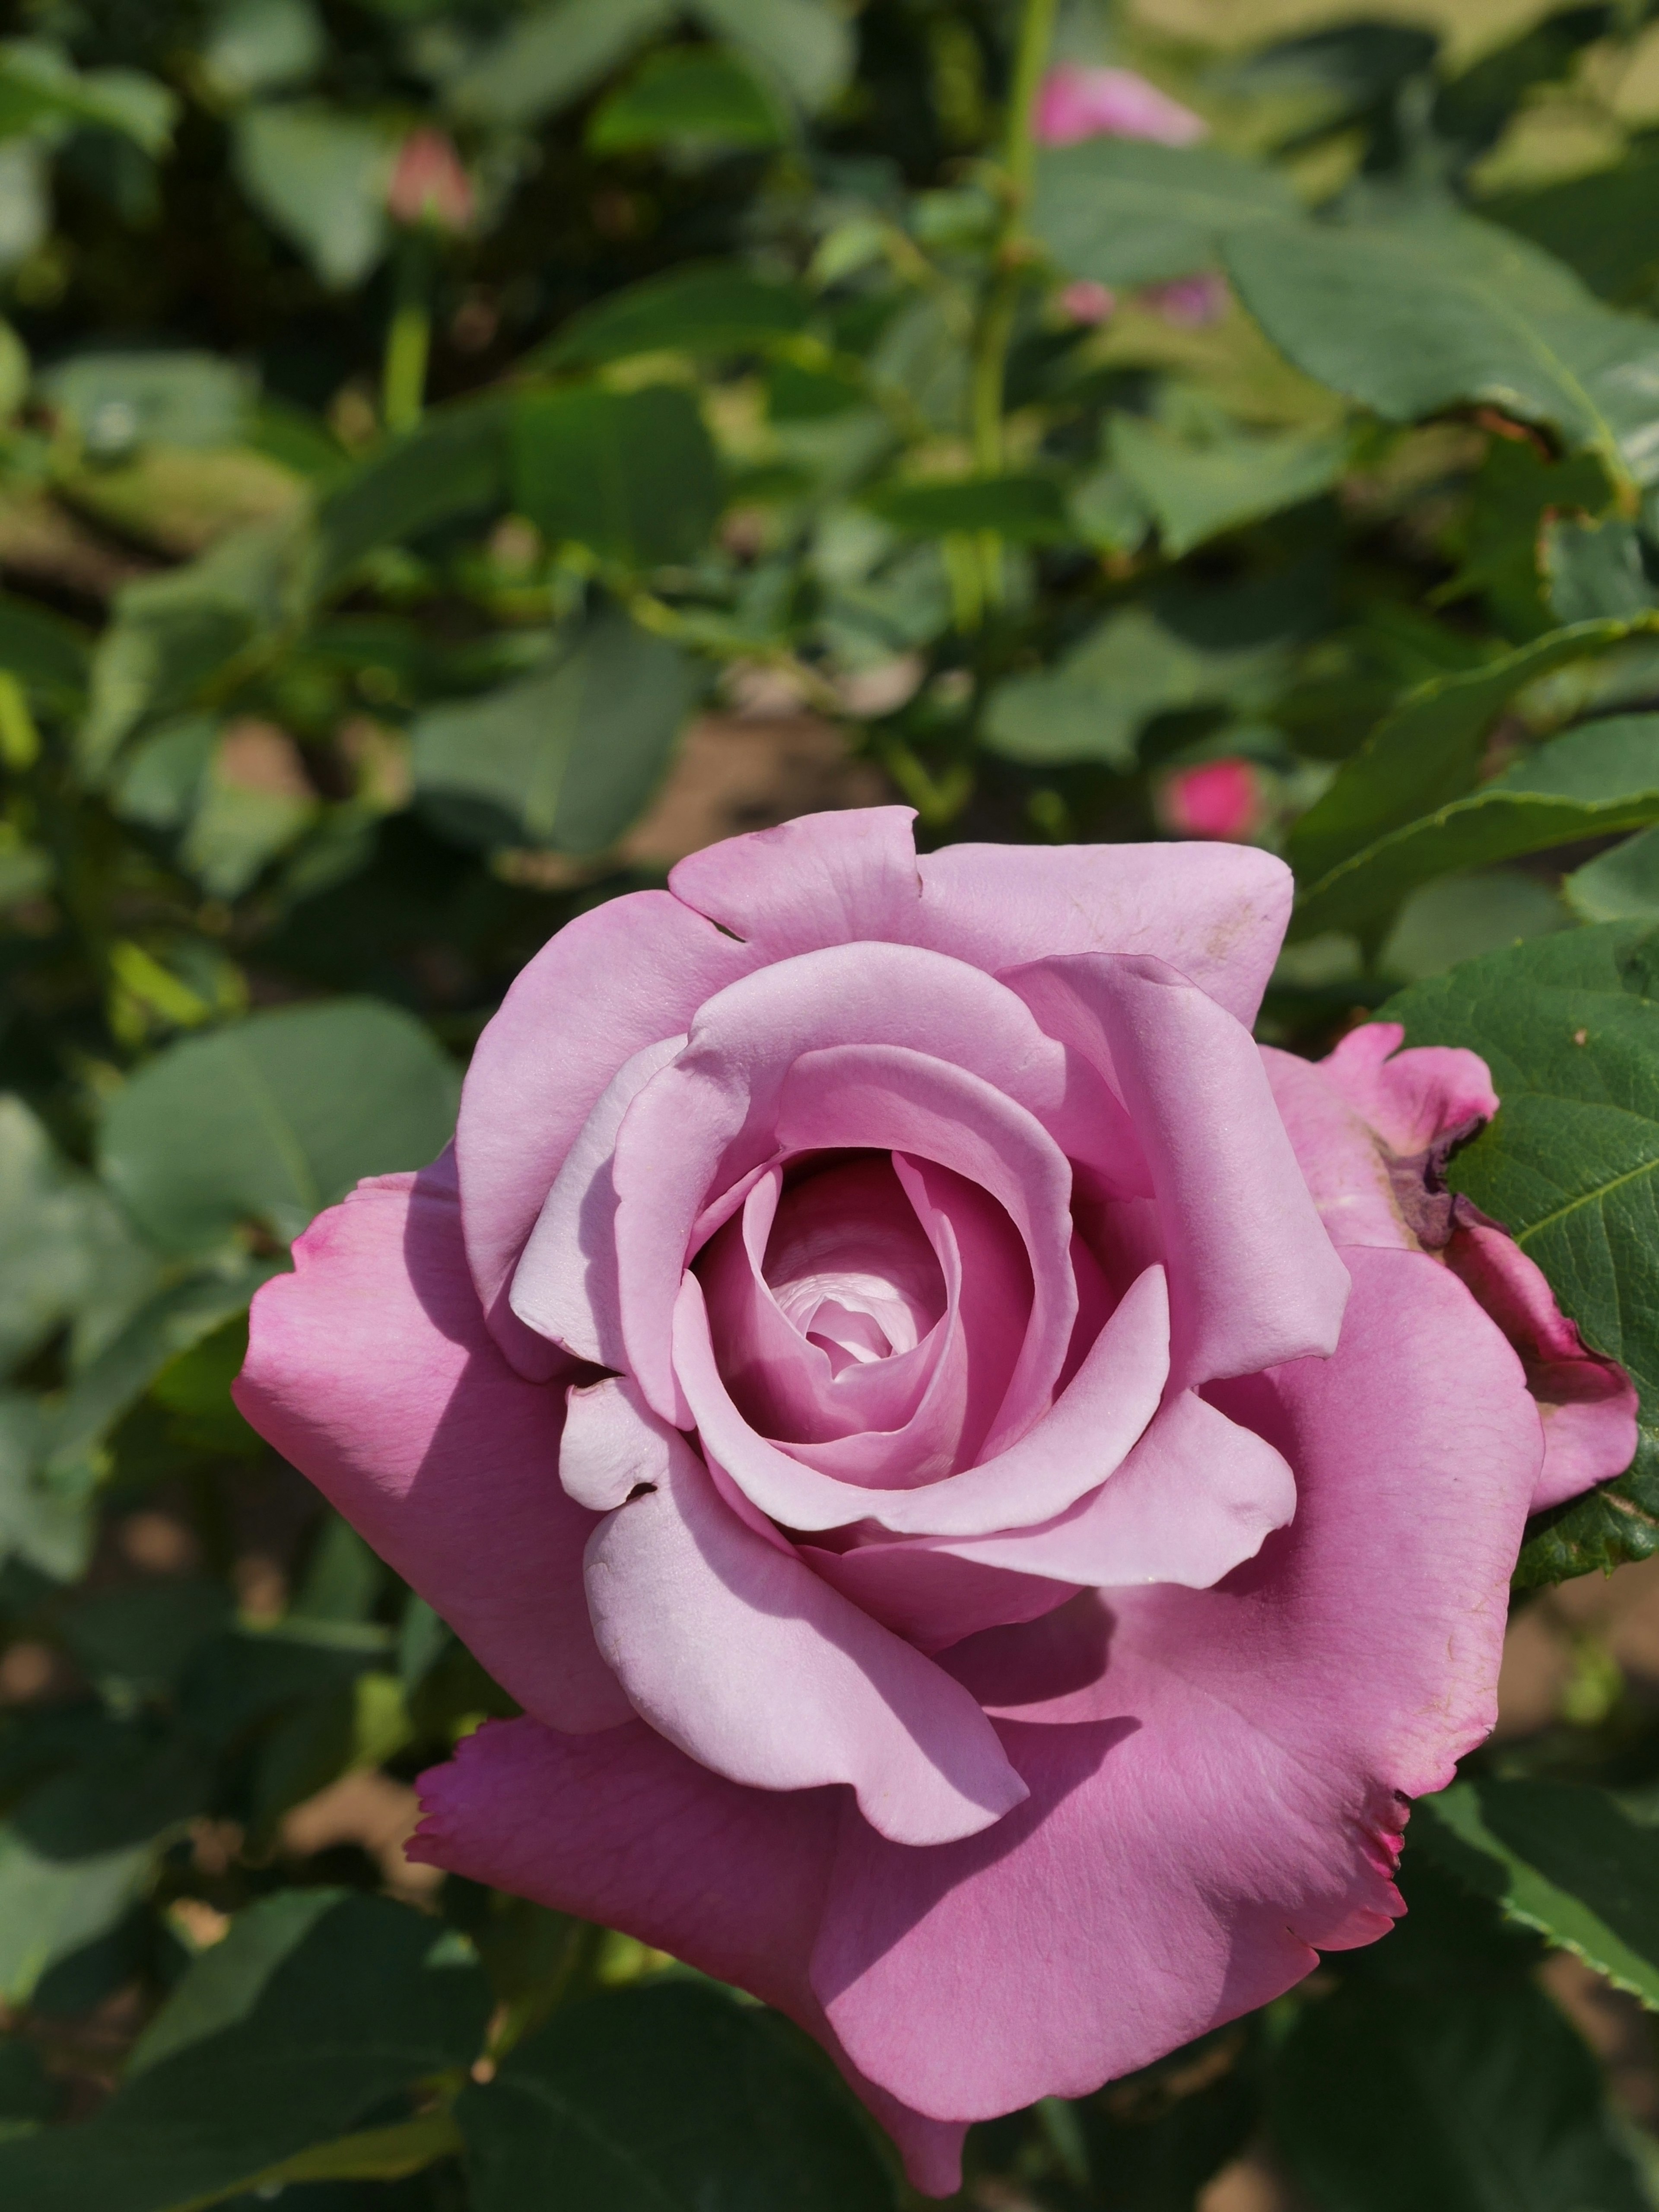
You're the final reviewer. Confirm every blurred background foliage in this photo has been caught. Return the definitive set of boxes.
[10,0,1659,2205]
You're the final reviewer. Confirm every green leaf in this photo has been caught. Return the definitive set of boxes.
[0,1096,149,1378]
[1544,515,1652,627]
[0,593,89,706]
[983,602,1287,770]
[541,263,809,367]
[412,610,696,853]
[459,1980,897,2212]
[311,398,506,595]
[45,1269,270,1481]
[0,1831,152,2007]
[587,45,786,156]
[1225,212,1659,493]
[1110,412,1345,556]
[690,0,853,111]
[0,42,176,154]
[1386,923,1659,1583]
[510,384,721,568]
[1031,140,1298,289]
[446,0,672,127]
[199,0,324,102]
[78,522,302,778]
[1483,154,1659,304]
[1271,1970,1645,2212]
[1566,824,1659,922]
[98,999,459,1254]
[231,102,389,289]
[57,1580,233,1697]
[1415,1779,1659,2008]
[1293,713,1659,937]
[1287,617,1659,890]
[0,1396,89,1581]
[864,473,1071,543]
[40,353,251,459]
[0,1892,490,2212]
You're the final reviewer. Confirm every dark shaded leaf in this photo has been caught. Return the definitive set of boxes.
[511,385,721,568]
[1032,140,1297,289]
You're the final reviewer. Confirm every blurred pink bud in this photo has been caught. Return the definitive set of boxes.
[1144,273,1228,327]
[1058,279,1117,326]
[388,129,475,234]
[1162,758,1262,841]
[1033,64,1207,149]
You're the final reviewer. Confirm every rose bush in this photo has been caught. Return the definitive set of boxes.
[235,807,1635,2195]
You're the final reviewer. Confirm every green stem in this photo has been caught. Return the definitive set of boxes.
[969,0,1059,477]
[383,232,434,436]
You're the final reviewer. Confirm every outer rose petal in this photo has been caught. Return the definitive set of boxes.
[810,1247,1542,2120]
[233,1157,631,1734]
[915,840,1293,1026]
[456,889,755,1370]
[1268,1023,1636,1513]
[583,1407,1029,1846]
[1442,1218,1637,1510]
[1317,1020,1497,1155]
[407,1717,966,2196]
[665,808,1294,1026]
[1011,954,1349,1387]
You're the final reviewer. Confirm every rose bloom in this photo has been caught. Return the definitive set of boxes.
[1161,757,1263,840]
[236,808,1634,2194]
[1033,63,1207,149]
[386,127,475,234]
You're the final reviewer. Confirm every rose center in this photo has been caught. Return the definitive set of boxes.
[763,1156,947,1373]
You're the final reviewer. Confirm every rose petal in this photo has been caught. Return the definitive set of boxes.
[612,942,1072,1424]
[777,1046,1080,1452]
[810,1246,1543,2119]
[407,1716,966,2197]
[934,1387,1294,1590]
[560,1372,674,1512]
[1010,954,1349,1388]
[234,1156,631,1734]
[1262,1044,1411,1252]
[1318,1021,1498,1156]
[676,1261,1168,1539]
[510,1034,684,1368]
[583,1401,1029,1846]
[915,840,1293,1026]
[1442,1217,1637,1510]
[801,1541,1081,1653]
[669,804,925,955]
[457,890,754,1372]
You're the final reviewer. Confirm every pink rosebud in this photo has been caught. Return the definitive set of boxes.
[1033,63,1207,149]
[1162,757,1262,840]
[233,804,1622,2198]
[387,128,475,234]
[1058,279,1116,326]
[1144,272,1228,327]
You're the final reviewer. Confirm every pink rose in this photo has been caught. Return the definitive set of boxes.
[234,808,1633,2195]
[1033,64,1207,150]
[1058,278,1117,327]
[386,128,475,234]
[1143,270,1230,326]
[1160,756,1262,839]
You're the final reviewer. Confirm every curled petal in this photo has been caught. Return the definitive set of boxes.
[583,1404,1029,1846]
[561,1373,674,1513]
[458,891,753,1372]
[234,1156,631,1735]
[934,1388,1295,1591]
[612,942,1071,1423]
[1442,1216,1637,1510]
[1010,954,1349,1388]
[669,804,925,956]
[915,839,1293,1026]
[1318,1021,1497,1157]
[510,1035,684,1367]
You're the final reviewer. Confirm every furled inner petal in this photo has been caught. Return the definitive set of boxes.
[699,1159,950,1447]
